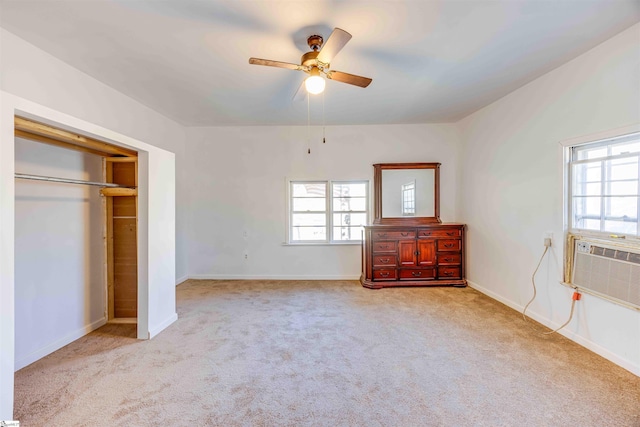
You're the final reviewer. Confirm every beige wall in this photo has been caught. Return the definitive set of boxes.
[185,124,461,279]
[458,24,640,374]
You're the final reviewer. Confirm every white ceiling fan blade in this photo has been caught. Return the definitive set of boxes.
[292,80,307,102]
[317,28,352,64]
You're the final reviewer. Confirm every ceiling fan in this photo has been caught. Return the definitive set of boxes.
[249,28,372,100]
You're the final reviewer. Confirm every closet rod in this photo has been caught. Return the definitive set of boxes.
[15,173,133,188]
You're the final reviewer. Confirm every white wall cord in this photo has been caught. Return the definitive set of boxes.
[522,246,578,335]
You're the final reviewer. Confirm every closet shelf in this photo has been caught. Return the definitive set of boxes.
[100,188,137,197]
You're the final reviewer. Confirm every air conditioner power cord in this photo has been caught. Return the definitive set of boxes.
[522,245,580,335]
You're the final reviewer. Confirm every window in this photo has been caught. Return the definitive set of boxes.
[401,180,416,216]
[289,180,369,243]
[568,132,640,237]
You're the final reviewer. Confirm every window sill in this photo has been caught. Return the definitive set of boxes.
[569,229,640,244]
[282,241,362,247]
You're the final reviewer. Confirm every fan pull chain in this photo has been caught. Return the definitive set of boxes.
[322,91,326,144]
[307,92,311,154]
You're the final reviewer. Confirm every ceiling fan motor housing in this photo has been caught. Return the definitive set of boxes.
[301,51,320,67]
[307,35,323,51]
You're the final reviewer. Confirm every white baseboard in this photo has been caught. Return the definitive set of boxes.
[15,317,107,371]
[175,275,189,286]
[467,280,639,377]
[149,313,178,339]
[187,274,361,281]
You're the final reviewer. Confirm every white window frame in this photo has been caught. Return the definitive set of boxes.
[286,179,369,245]
[562,125,640,243]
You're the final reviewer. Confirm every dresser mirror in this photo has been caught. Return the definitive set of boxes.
[373,163,441,225]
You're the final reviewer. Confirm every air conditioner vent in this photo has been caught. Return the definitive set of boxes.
[571,238,640,310]
[588,245,640,264]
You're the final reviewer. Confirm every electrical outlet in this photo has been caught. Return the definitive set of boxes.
[243,251,248,260]
[544,231,553,247]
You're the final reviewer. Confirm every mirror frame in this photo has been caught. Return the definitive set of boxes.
[373,162,441,225]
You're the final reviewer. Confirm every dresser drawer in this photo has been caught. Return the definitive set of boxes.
[438,267,461,279]
[437,240,461,251]
[438,253,461,265]
[373,241,397,253]
[418,229,461,238]
[372,230,416,240]
[373,255,397,267]
[373,269,397,280]
[399,268,435,280]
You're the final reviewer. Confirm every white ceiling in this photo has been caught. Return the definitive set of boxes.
[1,0,639,126]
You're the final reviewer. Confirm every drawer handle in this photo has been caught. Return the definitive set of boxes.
[378,233,388,238]
[443,271,454,276]
[443,257,453,262]
[401,232,410,236]
[380,271,390,277]
[380,244,389,249]
[447,232,456,236]
[422,232,431,236]
[380,258,390,263]
[443,243,455,248]
[411,271,422,277]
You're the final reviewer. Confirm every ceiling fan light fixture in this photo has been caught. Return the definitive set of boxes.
[305,67,325,94]
[305,75,325,94]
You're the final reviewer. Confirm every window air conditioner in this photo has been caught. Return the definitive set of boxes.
[567,234,640,310]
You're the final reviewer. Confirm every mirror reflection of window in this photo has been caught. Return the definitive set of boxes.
[401,181,416,216]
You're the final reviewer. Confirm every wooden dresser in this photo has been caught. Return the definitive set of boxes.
[361,223,466,289]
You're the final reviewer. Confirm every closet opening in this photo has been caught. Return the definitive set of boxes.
[14,116,139,333]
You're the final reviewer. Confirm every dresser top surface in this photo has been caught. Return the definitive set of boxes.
[364,223,465,229]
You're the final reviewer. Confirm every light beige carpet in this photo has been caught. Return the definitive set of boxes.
[14,280,640,426]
